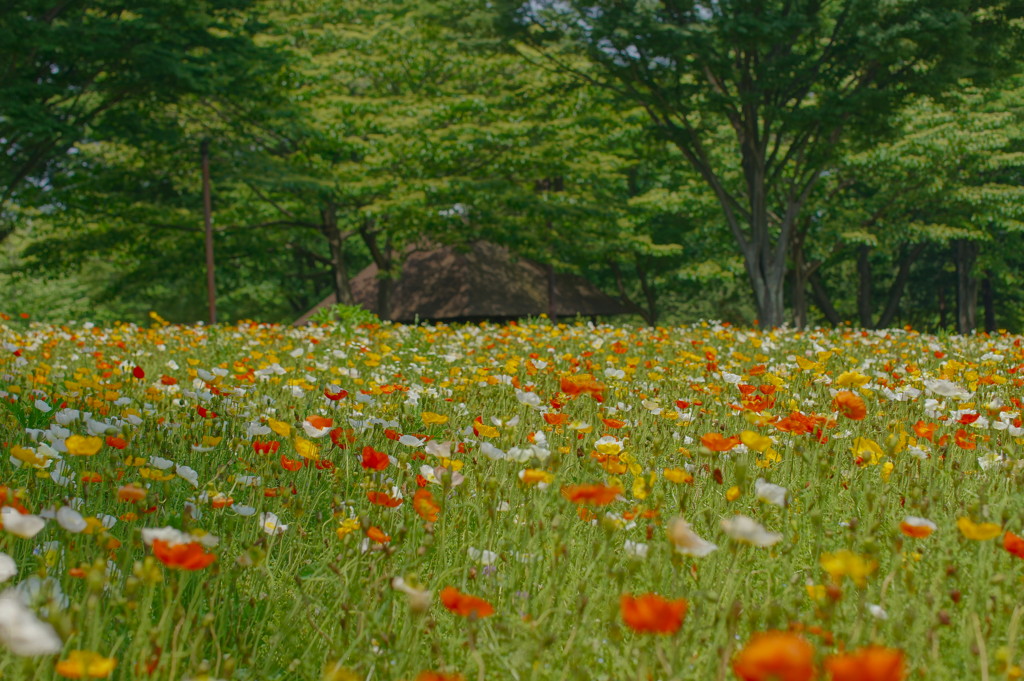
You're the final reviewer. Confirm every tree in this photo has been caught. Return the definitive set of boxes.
[801,83,1024,332]
[0,0,280,241]
[494,0,1024,326]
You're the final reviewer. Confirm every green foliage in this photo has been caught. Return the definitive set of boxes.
[492,0,1024,326]
[4,0,1024,332]
[0,0,281,236]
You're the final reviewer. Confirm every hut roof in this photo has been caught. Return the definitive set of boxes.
[294,241,632,324]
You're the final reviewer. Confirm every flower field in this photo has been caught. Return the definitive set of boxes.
[1,317,1023,681]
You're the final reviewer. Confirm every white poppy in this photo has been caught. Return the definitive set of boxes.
[667,517,718,557]
[754,478,789,507]
[259,512,287,535]
[0,554,16,582]
[0,590,62,655]
[720,515,782,547]
[56,507,87,533]
[467,547,498,565]
[0,508,45,539]
[923,379,972,400]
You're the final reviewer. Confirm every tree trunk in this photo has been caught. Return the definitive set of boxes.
[360,221,395,321]
[739,237,787,328]
[737,157,789,329]
[790,240,808,328]
[809,271,842,326]
[856,245,873,329]
[955,239,978,334]
[320,202,354,306]
[875,243,925,329]
[982,272,996,332]
[608,260,655,326]
[938,286,948,331]
[635,258,658,326]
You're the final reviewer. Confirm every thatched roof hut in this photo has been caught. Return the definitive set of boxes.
[294,241,631,324]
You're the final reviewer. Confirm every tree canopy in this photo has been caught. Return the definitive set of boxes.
[3,0,1024,332]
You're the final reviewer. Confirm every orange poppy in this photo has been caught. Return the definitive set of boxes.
[542,412,569,426]
[913,419,937,440]
[953,428,976,449]
[415,673,465,681]
[601,418,625,429]
[413,489,440,522]
[833,391,866,420]
[306,415,333,429]
[329,427,355,448]
[619,593,687,635]
[701,432,741,452]
[280,455,303,471]
[210,495,234,509]
[899,517,936,539]
[55,650,117,679]
[151,540,216,571]
[116,484,147,503]
[1004,530,1024,559]
[361,446,390,471]
[825,646,905,681]
[366,526,390,543]
[439,586,494,618]
[733,630,815,681]
[367,491,402,508]
[560,484,622,506]
[560,374,605,399]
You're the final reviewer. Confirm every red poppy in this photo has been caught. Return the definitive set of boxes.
[361,446,389,471]
[253,440,280,455]
[620,593,687,634]
[132,366,145,379]
[105,436,127,449]
[151,540,216,571]
[1004,530,1024,559]
[440,586,494,618]
[324,388,348,401]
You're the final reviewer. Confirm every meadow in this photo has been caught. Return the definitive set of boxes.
[0,315,1022,681]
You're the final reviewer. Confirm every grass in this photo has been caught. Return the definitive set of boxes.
[0,318,1022,680]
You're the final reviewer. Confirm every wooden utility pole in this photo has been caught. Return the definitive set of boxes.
[201,139,216,324]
